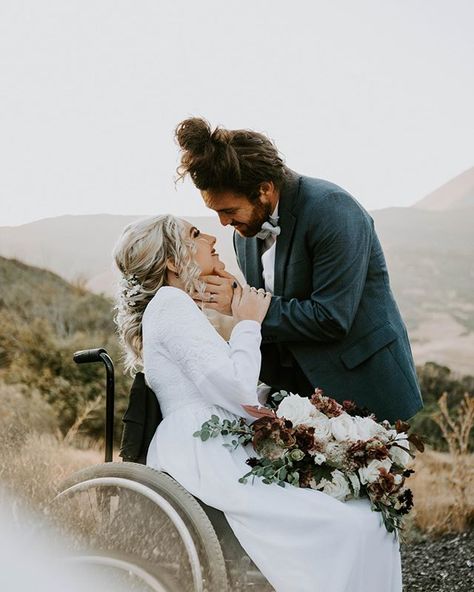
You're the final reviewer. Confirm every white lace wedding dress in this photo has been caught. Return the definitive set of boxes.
[143,286,402,592]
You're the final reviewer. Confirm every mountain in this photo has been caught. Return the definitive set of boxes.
[1,176,473,373]
[0,255,133,437]
[0,254,114,339]
[371,206,474,374]
[414,166,474,211]
[0,214,242,295]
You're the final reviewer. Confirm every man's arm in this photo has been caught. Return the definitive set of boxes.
[262,193,373,343]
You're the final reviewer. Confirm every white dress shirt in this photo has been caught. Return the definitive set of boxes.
[261,202,279,293]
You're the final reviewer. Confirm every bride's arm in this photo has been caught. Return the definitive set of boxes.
[149,287,262,418]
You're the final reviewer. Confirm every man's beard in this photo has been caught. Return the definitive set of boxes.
[234,199,274,237]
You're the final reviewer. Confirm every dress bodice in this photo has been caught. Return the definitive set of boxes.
[142,286,263,419]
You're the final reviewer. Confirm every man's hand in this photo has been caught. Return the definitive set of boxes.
[192,268,240,316]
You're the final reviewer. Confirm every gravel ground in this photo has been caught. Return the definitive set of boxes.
[401,530,474,592]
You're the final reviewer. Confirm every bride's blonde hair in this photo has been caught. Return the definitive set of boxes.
[113,214,202,374]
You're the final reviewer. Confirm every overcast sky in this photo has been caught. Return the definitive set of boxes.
[1,0,473,227]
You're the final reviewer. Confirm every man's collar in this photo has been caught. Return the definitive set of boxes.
[278,169,301,215]
[268,201,279,225]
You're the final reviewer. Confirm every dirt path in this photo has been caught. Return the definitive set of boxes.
[401,530,474,591]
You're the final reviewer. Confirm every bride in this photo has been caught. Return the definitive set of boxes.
[113,214,402,592]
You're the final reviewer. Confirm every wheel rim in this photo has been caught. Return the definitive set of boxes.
[66,554,170,592]
[54,477,203,592]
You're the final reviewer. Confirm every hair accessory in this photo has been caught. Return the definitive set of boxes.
[123,273,142,306]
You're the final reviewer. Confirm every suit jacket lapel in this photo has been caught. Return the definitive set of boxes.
[274,170,301,294]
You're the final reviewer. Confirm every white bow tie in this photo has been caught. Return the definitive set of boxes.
[256,218,281,241]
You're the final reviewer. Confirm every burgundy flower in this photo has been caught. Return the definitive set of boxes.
[342,400,376,419]
[346,440,368,467]
[396,488,414,515]
[252,416,296,460]
[367,468,403,501]
[311,388,344,418]
[298,462,315,488]
[365,439,390,461]
[294,425,317,454]
[245,457,259,468]
[347,438,390,468]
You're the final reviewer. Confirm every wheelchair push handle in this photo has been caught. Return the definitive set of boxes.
[73,348,108,364]
[73,347,115,463]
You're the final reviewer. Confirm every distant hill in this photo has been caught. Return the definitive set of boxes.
[371,207,474,374]
[0,255,114,339]
[0,214,241,295]
[0,255,131,436]
[1,172,473,373]
[414,166,474,211]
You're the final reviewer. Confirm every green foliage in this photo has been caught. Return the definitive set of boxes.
[0,256,131,442]
[413,362,474,451]
[194,416,254,449]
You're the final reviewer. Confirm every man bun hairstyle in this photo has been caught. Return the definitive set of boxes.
[175,117,287,200]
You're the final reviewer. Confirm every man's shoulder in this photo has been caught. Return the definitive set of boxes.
[296,174,370,219]
[298,174,353,202]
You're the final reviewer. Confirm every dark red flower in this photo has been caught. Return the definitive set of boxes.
[245,457,259,468]
[298,462,315,488]
[347,438,390,467]
[342,400,376,419]
[311,388,344,418]
[367,468,403,500]
[396,488,414,515]
[294,425,316,454]
[252,416,296,460]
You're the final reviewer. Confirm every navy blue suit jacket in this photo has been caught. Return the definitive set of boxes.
[233,171,423,422]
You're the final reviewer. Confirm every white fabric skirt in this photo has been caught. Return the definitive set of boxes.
[147,403,402,592]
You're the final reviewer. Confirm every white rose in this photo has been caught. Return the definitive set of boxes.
[276,394,316,427]
[314,469,351,501]
[393,474,403,486]
[389,436,412,468]
[358,458,393,485]
[347,472,361,497]
[313,452,326,465]
[307,416,332,441]
[353,416,385,441]
[329,414,359,442]
[324,441,349,467]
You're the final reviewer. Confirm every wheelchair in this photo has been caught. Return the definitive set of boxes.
[50,348,273,592]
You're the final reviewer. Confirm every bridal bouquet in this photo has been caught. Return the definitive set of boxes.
[194,389,424,533]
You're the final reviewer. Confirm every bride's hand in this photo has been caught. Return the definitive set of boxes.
[232,284,272,324]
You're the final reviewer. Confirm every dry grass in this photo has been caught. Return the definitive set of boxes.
[0,432,102,510]
[1,380,473,539]
[408,448,474,536]
[0,381,102,511]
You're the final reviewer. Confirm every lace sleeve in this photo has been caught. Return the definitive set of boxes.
[149,287,262,417]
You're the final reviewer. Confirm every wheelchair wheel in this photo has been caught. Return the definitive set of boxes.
[50,462,229,592]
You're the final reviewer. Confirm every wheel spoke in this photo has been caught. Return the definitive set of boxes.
[51,465,230,592]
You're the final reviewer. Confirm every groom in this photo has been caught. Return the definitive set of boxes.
[175,117,423,423]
